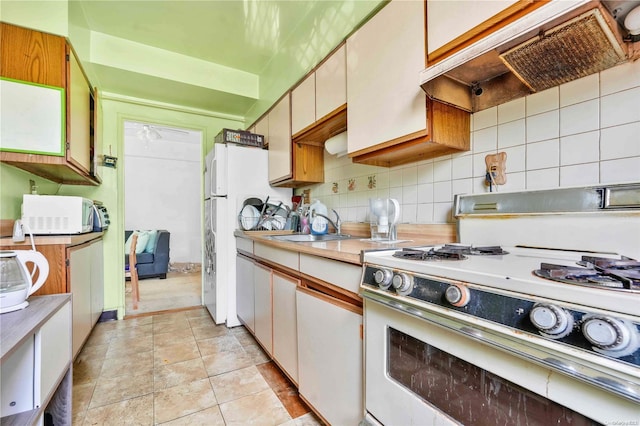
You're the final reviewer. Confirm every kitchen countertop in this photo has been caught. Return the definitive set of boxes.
[0,231,103,248]
[235,223,456,265]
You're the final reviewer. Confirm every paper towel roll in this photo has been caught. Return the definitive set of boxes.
[325,131,348,157]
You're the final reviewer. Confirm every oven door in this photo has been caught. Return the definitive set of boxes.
[363,295,638,426]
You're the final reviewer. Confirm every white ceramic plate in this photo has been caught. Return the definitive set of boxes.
[239,205,260,230]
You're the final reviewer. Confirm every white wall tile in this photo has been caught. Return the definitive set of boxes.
[473,126,498,153]
[402,204,417,224]
[502,172,526,192]
[601,59,640,96]
[560,131,600,166]
[401,166,417,186]
[498,119,525,148]
[433,181,452,202]
[560,99,599,137]
[376,172,390,189]
[600,157,640,183]
[526,168,559,189]
[452,155,473,179]
[403,185,418,204]
[433,202,453,223]
[389,186,403,202]
[526,110,559,143]
[417,183,434,203]
[601,88,640,128]
[433,158,452,182]
[376,188,390,199]
[527,139,560,170]
[356,206,368,222]
[559,74,599,107]
[416,203,434,223]
[601,122,640,160]
[473,106,497,130]
[498,98,525,124]
[503,145,525,172]
[389,169,402,187]
[526,87,558,116]
[473,152,489,178]
[417,163,434,183]
[560,163,599,187]
[473,177,488,194]
[452,178,473,197]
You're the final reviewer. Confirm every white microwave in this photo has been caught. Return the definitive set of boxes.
[22,195,94,234]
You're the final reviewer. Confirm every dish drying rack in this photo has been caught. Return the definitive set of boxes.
[239,202,289,231]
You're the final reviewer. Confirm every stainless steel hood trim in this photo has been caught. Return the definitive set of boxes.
[420,1,589,85]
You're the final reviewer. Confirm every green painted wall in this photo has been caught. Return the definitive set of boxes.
[0,165,61,219]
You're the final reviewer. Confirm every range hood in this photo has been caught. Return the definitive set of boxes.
[420,1,635,112]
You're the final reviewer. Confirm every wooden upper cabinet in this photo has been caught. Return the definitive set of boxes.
[426,0,545,65]
[0,23,66,87]
[0,23,99,185]
[346,0,470,167]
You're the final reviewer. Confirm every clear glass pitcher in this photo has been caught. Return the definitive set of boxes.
[369,198,400,241]
[0,250,49,313]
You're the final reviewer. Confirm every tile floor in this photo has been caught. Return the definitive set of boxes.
[72,307,322,425]
[125,271,202,315]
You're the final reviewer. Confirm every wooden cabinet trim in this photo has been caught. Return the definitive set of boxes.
[426,0,549,65]
[292,104,346,146]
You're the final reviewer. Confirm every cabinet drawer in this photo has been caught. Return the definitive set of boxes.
[236,237,253,254]
[254,242,299,271]
[299,253,361,294]
[39,300,71,404]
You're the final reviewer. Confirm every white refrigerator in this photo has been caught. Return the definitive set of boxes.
[203,143,291,326]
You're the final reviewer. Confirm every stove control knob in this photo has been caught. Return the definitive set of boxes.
[530,304,574,339]
[373,269,393,290]
[444,284,470,307]
[392,273,413,295]
[581,315,640,356]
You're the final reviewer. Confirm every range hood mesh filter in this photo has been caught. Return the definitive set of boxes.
[499,9,626,92]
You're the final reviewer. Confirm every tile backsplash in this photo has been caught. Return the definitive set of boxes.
[295,59,640,224]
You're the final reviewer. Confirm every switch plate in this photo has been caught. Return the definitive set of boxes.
[485,152,507,185]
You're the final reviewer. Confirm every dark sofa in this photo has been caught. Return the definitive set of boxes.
[125,230,170,279]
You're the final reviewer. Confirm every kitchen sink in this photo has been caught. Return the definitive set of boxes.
[269,233,353,242]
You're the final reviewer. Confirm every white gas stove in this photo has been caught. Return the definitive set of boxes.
[361,183,640,426]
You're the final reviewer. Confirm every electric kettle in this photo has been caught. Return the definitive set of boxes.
[0,250,49,314]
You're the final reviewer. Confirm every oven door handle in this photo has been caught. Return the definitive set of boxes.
[363,290,640,403]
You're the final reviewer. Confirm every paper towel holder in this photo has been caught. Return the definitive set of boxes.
[324,131,348,157]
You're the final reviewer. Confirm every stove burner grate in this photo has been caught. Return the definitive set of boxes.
[392,245,508,261]
[534,256,640,290]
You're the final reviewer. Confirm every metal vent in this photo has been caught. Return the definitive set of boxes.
[500,9,626,92]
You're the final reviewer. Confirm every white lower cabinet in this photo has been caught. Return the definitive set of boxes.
[296,287,363,425]
[236,254,255,333]
[272,271,299,384]
[254,263,273,355]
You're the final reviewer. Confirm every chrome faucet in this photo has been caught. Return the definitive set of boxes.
[312,209,342,234]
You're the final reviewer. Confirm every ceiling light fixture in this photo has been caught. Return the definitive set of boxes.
[136,124,161,142]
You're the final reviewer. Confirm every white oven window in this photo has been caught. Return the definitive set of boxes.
[386,327,601,426]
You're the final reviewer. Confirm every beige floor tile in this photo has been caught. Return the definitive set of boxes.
[192,323,228,341]
[153,319,192,335]
[158,405,225,425]
[202,349,255,377]
[219,388,292,426]
[89,371,154,409]
[114,323,154,339]
[99,350,154,379]
[153,311,188,325]
[197,335,242,356]
[72,382,95,414]
[154,331,196,349]
[154,357,208,391]
[210,365,270,404]
[106,335,153,357]
[75,342,109,363]
[184,308,210,319]
[244,343,270,365]
[84,393,154,425]
[153,378,217,424]
[84,327,117,348]
[187,315,215,329]
[154,340,201,366]
[73,356,105,386]
[235,331,258,347]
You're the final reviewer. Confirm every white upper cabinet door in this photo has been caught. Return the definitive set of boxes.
[427,0,518,55]
[267,95,292,183]
[254,115,268,145]
[346,0,426,154]
[291,74,316,136]
[315,45,346,121]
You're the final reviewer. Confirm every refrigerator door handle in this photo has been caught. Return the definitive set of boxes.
[209,150,216,198]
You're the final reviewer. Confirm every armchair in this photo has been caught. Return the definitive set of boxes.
[124,230,170,279]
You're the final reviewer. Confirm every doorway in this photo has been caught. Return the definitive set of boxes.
[123,120,203,315]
